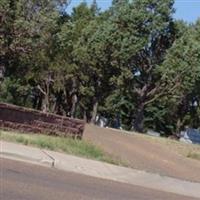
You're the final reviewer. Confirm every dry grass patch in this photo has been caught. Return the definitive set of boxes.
[130,132,200,161]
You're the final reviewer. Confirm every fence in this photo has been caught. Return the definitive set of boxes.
[0,103,85,139]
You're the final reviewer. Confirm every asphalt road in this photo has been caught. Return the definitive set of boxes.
[0,158,198,200]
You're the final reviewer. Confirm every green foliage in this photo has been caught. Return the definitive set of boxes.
[1,0,200,136]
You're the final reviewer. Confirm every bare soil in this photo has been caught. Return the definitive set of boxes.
[84,124,200,183]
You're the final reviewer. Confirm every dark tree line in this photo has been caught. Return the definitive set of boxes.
[1,0,200,135]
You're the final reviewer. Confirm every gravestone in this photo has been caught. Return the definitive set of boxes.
[180,128,200,144]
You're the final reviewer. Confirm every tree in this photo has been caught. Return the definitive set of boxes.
[1,0,199,136]
[102,0,176,132]
[159,19,200,133]
[0,0,70,109]
[53,2,99,118]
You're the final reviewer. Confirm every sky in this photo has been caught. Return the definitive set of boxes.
[66,0,200,23]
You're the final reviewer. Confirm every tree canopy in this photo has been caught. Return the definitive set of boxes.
[1,0,200,136]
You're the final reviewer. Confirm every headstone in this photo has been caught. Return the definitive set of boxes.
[147,129,160,137]
[180,128,200,144]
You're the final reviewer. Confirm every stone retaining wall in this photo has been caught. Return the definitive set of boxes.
[0,103,85,139]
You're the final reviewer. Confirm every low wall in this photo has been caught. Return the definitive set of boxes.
[0,103,85,139]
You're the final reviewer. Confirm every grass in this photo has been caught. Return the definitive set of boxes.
[103,124,200,162]
[152,137,200,161]
[129,130,200,161]
[0,130,123,165]
[187,152,200,160]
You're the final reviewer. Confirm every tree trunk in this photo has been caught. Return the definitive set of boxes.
[37,94,43,110]
[134,103,145,133]
[91,99,98,124]
[42,94,49,113]
[0,65,5,82]
[176,118,182,136]
[42,81,50,113]
[83,109,88,122]
[70,94,78,118]
[53,92,63,115]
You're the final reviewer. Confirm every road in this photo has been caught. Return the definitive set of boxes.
[1,158,198,200]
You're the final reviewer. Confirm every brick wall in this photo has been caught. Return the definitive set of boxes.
[0,103,85,139]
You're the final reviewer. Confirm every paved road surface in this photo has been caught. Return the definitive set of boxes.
[1,158,198,200]
[84,125,200,182]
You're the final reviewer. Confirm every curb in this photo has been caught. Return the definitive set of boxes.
[0,151,54,168]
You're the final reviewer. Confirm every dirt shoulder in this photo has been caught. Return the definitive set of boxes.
[84,125,200,183]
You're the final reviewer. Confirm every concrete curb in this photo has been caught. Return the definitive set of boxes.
[0,151,54,168]
[0,141,54,168]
